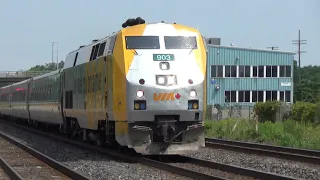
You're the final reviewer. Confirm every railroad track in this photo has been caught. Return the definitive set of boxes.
[205,138,320,165]
[0,120,301,180]
[0,131,90,180]
[147,155,299,180]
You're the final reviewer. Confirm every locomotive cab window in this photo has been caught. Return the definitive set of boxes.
[125,36,160,49]
[164,36,197,49]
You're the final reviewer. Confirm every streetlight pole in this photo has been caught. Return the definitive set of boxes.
[52,42,55,64]
[56,42,59,70]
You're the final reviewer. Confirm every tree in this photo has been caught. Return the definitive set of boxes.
[294,63,320,103]
[27,61,64,72]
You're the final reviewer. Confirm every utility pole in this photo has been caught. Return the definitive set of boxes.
[266,46,279,50]
[292,30,307,68]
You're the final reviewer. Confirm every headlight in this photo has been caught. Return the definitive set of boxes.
[137,90,144,98]
[189,90,196,98]
[157,77,165,84]
[161,63,167,69]
[167,76,175,84]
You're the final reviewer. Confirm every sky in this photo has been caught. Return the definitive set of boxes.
[0,0,318,71]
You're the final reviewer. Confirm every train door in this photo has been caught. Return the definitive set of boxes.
[26,79,31,120]
[60,70,66,132]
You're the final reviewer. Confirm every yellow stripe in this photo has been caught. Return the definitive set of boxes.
[120,24,147,75]
[112,24,146,136]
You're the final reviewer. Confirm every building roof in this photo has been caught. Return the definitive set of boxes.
[208,44,296,55]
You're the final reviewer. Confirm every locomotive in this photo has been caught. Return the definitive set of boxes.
[0,17,207,155]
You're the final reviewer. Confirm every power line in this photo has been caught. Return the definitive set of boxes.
[292,30,307,68]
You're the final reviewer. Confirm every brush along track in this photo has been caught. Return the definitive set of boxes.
[0,131,90,180]
[205,138,320,165]
[1,121,302,180]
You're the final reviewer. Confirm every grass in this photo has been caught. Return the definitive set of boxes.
[204,118,320,151]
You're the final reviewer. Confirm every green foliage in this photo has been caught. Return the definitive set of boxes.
[253,100,281,123]
[291,101,316,124]
[294,64,320,103]
[315,100,320,124]
[205,105,213,119]
[205,119,320,150]
[26,61,64,72]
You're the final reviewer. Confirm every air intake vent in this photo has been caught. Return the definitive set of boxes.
[92,39,99,43]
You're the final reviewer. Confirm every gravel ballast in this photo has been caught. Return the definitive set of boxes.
[169,162,255,180]
[187,146,320,180]
[0,122,190,180]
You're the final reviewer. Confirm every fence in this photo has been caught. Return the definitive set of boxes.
[0,71,51,78]
[206,103,292,122]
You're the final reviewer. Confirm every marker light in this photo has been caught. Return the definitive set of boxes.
[157,77,165,84]
[137,90,144,98]
[134,103,140,110]
[189,90,197,98]
[139,79,145,85]
[193,103,198,109]
[188,79,193,84]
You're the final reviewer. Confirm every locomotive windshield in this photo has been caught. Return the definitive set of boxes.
[125,36,160,49]
[164,36,197,49]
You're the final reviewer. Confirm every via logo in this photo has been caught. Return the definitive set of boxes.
[153,92,181,101]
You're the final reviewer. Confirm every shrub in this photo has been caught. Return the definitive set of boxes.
[205,119,320,150]
[253,101,281,123]
[291,101,316,124]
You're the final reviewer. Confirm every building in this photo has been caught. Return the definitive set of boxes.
[206,44,295,120]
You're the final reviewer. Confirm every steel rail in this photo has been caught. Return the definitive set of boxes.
[0,157,23,180]
[1,121,301,180]
[178,155,299,180]
[2,122,226,180]
[0,131,91,180]
[205,138,320,165]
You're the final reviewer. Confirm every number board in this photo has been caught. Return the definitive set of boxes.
[153,54,175,61]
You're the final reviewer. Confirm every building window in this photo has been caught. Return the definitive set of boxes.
[266,91,277,101]
[266,66,278,77]
[252,91,264,102]
[238,91,250,102]
[258,66,264,77]
[272,66,277,77]
[279,66,291,77]
[280,91,291,102]
[231,66,237,77]
[225,65,230,77]
[253,66,257,77]
[253,66,264,77]
[211,65,223,77]
[225,91,236,102]
[239,66,250,77]
[225,65,236,77]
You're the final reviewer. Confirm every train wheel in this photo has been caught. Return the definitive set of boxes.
[67,119,80,139]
